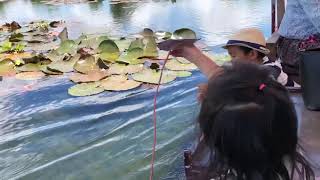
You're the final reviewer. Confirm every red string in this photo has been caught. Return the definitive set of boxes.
[149,51,171,180]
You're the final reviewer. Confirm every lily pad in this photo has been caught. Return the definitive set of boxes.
[155,31,172,40]
[56,40,77,55]
[0,52,33,61]
[169,70,192,77]
[25,41,59,52]
[165,59,197,71]
[47,54,80,73]
[69,70,109,83]
[132,69,176,84]
[107,64,143,75]
[0,59,16,76]
[40,65,63,75]
[141,28,154,37]
[129,39,144,49]
[114,38,132,52]
[73,55,100,74]
[172,28,197,39]
[117,47,144,65]
[16,63,41,72]
[9,33,24,42]
[68,82,104,97]
[143,37,158,57]
[46,50,67,62]
[101,75,141,91]
[79,35,109,49]
[15,71,45,80]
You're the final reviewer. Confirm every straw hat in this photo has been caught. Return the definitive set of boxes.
[222,28,270,54]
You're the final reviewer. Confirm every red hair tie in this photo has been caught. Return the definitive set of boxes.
[259,83,266,91]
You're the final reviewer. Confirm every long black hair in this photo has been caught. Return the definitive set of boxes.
[198,61,315,180]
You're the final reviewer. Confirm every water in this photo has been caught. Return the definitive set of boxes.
[0,0,271,179]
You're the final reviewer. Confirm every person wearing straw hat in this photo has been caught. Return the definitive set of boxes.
[222,28,299,88]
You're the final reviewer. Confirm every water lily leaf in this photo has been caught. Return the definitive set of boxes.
[141,28,154,37]
[0,41,13,53]
[101,75,141,91]
[0,52,33,61]
[56,40,77,55]
[98,40,119,53]
[79,35,109,49]
[168,70,192,77]
[114,38,132,52]
[165,59,197,71]
[155,31,172,40]
[40,65,63,75]
[176,57,190,64]
[16,63,41,72]
[47,54,80,73]
[108,63,143,75]
[132,69,176,84]
[68,82,104,97]
[73,55,99,74]
[117,47,144,65]
[129,39,144,49]
[46,50,67,62]
[14,44,25,52]
[172,28,197,39]
[69,70,109,83]
[9,33,24,42]
[143,37,158,57]
[25,41,59,52]
[0,59,16,76]
[58,27,68,41]
[15,71,45,80]
[0,21,21,32]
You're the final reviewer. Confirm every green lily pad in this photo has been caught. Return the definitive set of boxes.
[165,59,197,71]
[143,37,158,57]
[129,39,144,49]
[56,40,77,55]
[101,75,141,91]
[73,55,100,74]
[47,54,80,73]
[68,82,104,97]
[16,63,41,72]
[0,59,16,76]
[79,35,109,49]
[108,64,143,75]
[9,33,24,42]
[141,28,154,37]
[114,38,132,52]
[172,28,197,39]
[40,65,63,75]
[0,41,13,53]
[169,70,192,77]
[98,40,119,53]
[69,70,109,83]
[132,69,176,84]
[46,50,67,62]
[117,47,144,65]
[155,31,172,40]
[15,71,45,80]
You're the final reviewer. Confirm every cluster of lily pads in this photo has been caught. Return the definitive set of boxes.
[0,21,230,96]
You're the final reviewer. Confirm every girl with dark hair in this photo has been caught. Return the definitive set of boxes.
[158,40,315,179]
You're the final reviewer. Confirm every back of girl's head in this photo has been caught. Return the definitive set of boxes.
[199,61,314,180]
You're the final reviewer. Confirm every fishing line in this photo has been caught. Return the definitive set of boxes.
[149,50,172,180]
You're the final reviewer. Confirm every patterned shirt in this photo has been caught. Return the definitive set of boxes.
[278,0,320,39]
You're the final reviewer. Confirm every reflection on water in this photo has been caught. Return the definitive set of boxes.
[0,0,271,179]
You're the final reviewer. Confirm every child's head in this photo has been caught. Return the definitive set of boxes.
[223,28,270,63]
[199,61,314,179]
